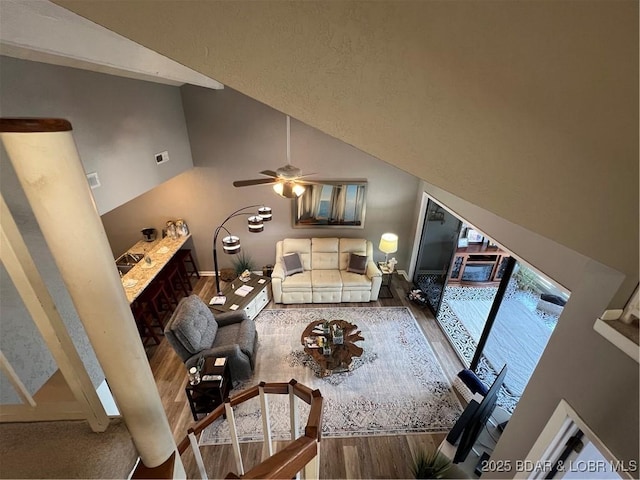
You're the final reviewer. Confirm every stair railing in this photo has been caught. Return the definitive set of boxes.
[177,379,323,479]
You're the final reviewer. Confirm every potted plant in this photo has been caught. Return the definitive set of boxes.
[412,448,452,479]
[232,252,254,276]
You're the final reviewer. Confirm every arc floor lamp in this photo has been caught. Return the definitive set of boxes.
[213,204,272,295]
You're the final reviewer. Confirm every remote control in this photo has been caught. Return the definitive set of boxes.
[201,374,223,382]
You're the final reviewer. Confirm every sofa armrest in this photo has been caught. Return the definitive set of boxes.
[271,264,285,303]
[367,261,383,300]
[214,310,249,327]
[272,263,285,280]
[366,261,382,278]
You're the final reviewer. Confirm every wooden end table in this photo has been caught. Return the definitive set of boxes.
[300,320,364,376]
[184,356,231,421]
[377,262,394,298]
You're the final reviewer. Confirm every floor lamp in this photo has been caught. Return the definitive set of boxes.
[213,205,272,295]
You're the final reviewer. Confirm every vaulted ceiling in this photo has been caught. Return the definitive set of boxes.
[41,1,640,296]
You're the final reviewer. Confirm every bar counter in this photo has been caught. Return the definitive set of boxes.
[120,234,191,304]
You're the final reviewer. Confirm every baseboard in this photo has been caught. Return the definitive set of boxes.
[202,270,408,281]
[199,270,263,277]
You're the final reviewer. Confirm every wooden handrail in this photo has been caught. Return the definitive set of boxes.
[228,385,259,407]
[260,381,290,395]
[305,391,324,442]
[232,435,317,479]
[176,379,324,479]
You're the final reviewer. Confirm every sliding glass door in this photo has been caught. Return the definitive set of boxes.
[414,199,570,413]
[471,261,569,412]
[412,200,462,315]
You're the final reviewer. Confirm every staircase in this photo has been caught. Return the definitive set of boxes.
[177,379,323,479]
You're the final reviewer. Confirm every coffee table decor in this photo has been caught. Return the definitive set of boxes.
[301,319,364,376]
[199,307,462,445]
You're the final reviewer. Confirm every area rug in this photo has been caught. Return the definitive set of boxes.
[199,307,462,445]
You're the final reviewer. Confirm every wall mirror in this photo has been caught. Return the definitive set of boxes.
[293,181,367,228]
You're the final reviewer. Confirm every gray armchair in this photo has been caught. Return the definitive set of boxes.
[164,295,258,381]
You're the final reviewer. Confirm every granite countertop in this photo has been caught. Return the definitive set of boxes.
[120,234,191,304]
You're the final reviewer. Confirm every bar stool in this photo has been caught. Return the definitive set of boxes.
[161,261,191,301]
[176,249,200,280]
[130,300,162,346]
[136,280,174,331]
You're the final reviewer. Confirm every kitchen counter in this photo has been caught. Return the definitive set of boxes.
[121,234,191,304]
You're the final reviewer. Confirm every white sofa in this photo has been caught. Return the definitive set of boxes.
[272,238,382,304]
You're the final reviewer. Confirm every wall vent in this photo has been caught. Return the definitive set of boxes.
[86,172,101,189]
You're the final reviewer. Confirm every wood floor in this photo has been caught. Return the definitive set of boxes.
[147,273,464,479]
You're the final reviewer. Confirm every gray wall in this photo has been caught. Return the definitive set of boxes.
[419,182,639,471]
[0,55,194,215]
[0,56,194,402]
[100,86,420,272]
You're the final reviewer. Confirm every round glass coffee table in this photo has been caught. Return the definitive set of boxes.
[300,319,364,376]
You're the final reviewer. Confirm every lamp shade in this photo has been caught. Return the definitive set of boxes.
[379,233,398,254]
[258,206,272,220]
[222,235,241,253]
[247,215,264,232]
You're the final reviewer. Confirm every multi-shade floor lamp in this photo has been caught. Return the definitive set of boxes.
[213,204,273,295]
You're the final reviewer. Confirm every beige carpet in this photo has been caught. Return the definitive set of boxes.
[0,418,137,479]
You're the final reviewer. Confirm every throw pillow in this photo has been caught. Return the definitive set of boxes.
[282,252,304,276]
[347,253,367,275]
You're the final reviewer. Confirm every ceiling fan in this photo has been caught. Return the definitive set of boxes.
[233,115,317,198]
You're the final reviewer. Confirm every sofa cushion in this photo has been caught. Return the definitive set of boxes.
[172,295,218,354]
[311,269,343,289]
[341,270,373,289]
[339,238,368,270]
[282,238,312,270]
[311,238,339,270]
[347,253,367,274]
[282,271,313,291]
[212,319,256,358]
[282,252,304,276]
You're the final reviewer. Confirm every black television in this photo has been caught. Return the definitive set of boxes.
[446,365,508,463]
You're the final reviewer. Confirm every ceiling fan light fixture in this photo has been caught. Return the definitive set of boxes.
[293,183,306,197]
[273,181,305,198]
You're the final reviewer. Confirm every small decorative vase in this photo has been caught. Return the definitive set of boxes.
[333,327,344,345]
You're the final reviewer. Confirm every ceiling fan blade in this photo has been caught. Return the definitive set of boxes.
[233,178,278,187]
[297,172,317,178]
[259,170,279,178]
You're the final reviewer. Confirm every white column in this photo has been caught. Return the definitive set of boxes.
[0,119,184,475]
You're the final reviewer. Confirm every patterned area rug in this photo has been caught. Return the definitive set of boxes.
[199,307,462,445]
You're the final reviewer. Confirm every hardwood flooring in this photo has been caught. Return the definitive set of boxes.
[146,273,464,479]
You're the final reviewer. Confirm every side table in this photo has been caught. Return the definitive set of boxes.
[185,356,231,421]
[377,262,394,298]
